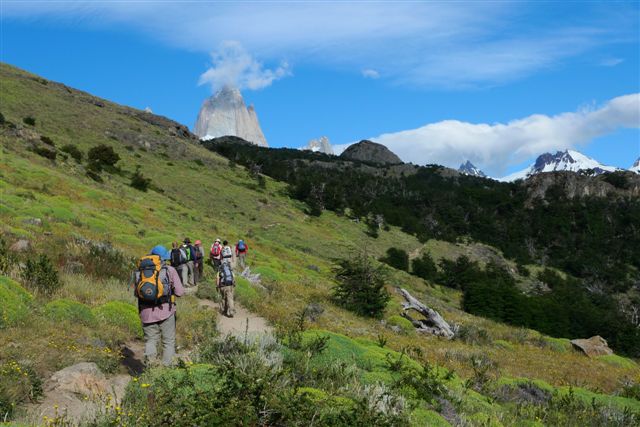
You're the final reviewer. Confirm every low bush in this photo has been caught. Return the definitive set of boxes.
[20,254,61,296]
[411,252,438,281]
[130,166,152,192]
[87,144,120,172]
[0,276,32,328]
[31,145,57,160]
[387,315,415,335]
[456,324,491,346]
[40,135,55,146]
[380,247,409,271]
[0,237,18,275]
[44,298,95,325]
[93,301,142,338]
[22,116,35,126]
[0,360,43,421]
[60,144,83,163]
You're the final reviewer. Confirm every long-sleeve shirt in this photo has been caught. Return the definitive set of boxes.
[138,264,184,324]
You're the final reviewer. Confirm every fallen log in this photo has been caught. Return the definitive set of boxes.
[398,288,456,339]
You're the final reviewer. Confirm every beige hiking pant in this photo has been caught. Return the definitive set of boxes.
[220,286,235,317]
[142,314,176,367]
[237,253,246,270]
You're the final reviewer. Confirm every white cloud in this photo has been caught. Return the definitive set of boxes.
[359,94,640,175]
[4,2,637,88]
[198,41,290,92]
[600,57,624,67]
[362,69,380,79]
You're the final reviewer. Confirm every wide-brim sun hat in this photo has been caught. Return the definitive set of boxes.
[215,238,221,242]
[150,245,170,261]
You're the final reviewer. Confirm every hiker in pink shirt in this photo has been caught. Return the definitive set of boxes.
[136,245,184,367]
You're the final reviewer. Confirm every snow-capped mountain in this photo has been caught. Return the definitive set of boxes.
[500,150,620,182]
[631,158,640,174]
[458,161,487,178]
[194,85,268,147]
[303,136,333,154]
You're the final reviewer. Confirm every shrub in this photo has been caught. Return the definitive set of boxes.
[40,135,55,146]
[456,324,491,345]
[32,146,56,160]
[380,247,409,271]
[0,276,32,328]
[87,144,120,172]
[130,166,152,192]
[22,116,35,126]
[44,299,95,325]
[0,360,43,421]
[0,237,18,275]
[20,254,61,296]
[333,250,390,318]
[387,315,415,335]
[93,301,142,338]
[0,112,4,125]
[60,144,83,163]
[411,252,438,281]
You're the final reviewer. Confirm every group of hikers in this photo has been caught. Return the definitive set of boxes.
[133,237,250,366]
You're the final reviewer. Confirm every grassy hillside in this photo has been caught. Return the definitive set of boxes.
[1,62,639,425]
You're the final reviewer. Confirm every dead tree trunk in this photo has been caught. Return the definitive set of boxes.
[398,288,456,339]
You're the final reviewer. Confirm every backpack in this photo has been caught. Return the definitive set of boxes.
[222,246,233,259]
[135,255,171,305]
[219,263,234,286]
[183,246,192,262]
[170,248,184,267]
[237,240,246,252]
[211,243,222,257]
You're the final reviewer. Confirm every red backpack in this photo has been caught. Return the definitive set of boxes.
[210,243,222,257]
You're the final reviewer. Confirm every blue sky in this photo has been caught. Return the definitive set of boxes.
[2,1,639,177]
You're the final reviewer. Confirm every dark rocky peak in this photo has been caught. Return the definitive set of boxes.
[340,140,402,165]
[458,160,487,178]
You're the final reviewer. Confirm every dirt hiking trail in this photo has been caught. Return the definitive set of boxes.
[198,297,274,337]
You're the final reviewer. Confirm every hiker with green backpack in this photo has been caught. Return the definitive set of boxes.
[216,261,236,317]
[182,238,196,287]
[135,245,184,367]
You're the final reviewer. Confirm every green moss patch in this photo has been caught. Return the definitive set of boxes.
[44,298,95,325]
[93,300,142,338]
[387,315,415,335]
[0,276,32,327]
[597,354,637,369]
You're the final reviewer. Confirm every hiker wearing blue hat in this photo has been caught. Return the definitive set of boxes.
[133,245,185,367]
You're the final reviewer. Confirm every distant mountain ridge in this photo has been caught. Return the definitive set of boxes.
[303,136,333,154]
[631,158,640,174]
[458,161,487,177]
[500,149,621,182]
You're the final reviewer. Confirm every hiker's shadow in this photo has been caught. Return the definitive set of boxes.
[121,345,145,376]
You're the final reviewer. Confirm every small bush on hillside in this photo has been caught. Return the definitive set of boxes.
[438,255,483,289]
[22,116,35,126]
[93,301,142,338]
[31,145,57,160]
[380,247,409,271]
[21,254,61,296]
[130,166,152,192]
[333,250,390,318]
[456,324,491,346]
[0,112,5,125]
[87,144,120,172]
[44,299,95,326]
[193,158,204,166]
[387,315,415,335]
[394,361,452,405]
[40,135,55,146]
[0,360,43,421]
[412,252,438,281]
[0,277,32,328]
[0,238,18,275]
[60,144,83,163]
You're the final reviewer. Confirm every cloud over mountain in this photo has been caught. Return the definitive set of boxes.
[198,41,290,92]
[365,93,640,175]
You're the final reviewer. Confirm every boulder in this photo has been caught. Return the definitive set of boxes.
[570,336,613,357]
[28,362,130,424]
[22,217,42,226]
[340,140,402,165]
[9,239,30,252]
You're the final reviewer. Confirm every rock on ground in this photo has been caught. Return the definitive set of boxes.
[26,362,130,425]
[570,335,613,357]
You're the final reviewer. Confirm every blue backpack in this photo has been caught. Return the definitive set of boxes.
[238,240,246,252]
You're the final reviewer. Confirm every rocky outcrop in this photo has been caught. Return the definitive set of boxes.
[194,86,268,147]
[570,336,613,357]
[340,140,402,165]
[459,160,487,178]
[523,171,640,202]
[304,136,333,154]
[27,362,130,424]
